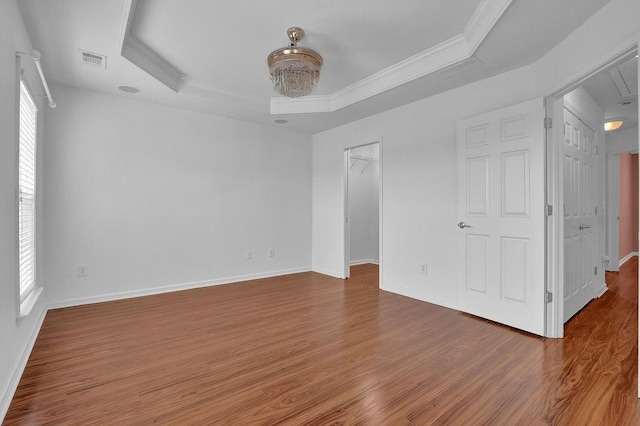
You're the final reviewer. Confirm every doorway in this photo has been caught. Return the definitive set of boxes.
[607,151,639,272]
[546,48,638,337]
[344,142,381,280]
[616,153,639,267]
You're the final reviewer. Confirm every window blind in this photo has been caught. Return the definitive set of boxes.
[18,80,38,303]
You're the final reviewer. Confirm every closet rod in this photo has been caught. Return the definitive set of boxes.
[349,154,377,161]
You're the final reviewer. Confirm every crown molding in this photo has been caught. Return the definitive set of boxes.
[118,0,182,92]
[117,0,137,53]
[270,95,332,115]
[330,34,470,112]
[270,0,513,115]
[121,36,183,92]
[463,0,513,52]
[117,0,513,114]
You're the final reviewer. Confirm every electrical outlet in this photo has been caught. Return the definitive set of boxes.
[245,251,252,260]
[77,264,88,277]
[420,264,428,275]
[269,248,275,257]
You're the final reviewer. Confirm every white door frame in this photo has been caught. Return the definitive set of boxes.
[343,140,383,282]
[607,154,620,271]
[545,44,638,338]
[343,149,350,279]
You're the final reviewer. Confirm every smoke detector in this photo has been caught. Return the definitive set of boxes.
[79,50,107,70]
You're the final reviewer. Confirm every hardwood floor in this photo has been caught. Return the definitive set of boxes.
[4,260,639,425]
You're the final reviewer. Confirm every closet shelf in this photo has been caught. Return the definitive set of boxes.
[349,154,378,173]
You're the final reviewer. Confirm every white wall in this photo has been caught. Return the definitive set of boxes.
[44,85,312,307]
[312,65,538,306]
[348,144,379,265]
[312,0,640,311]
[607,127,639,155]
[0,0,48,418]
[534,0,640,96]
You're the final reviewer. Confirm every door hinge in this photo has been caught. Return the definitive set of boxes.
[545,291,553,303]
[544,117,553,129]
[595,206,598,215]
[595,146,599,155]
[595,266,598,276]
[544,204,553,217]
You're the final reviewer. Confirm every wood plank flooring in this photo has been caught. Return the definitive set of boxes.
[4,260,639,425]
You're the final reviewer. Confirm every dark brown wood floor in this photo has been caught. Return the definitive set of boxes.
[4,260,639,425]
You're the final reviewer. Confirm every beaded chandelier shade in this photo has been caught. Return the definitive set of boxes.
[267,27,323,98]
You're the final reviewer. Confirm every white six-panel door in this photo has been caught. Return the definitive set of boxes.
[457,98,545,336]
[563,107,597,322]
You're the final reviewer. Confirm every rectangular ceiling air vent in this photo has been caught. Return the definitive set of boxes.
[79,50,107,70]
[609,59,638,97]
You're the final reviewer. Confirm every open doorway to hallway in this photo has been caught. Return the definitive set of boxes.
[584,53,639,277]
[548,51,638,331]
[616,153,639,268]
[606,147,639,272]
[606,151,639,273]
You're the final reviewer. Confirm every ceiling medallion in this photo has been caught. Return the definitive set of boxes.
[267,27,323,98]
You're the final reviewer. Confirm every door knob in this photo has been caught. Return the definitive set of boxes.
[457,221,472,229]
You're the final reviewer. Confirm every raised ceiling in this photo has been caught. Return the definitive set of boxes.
[18,0,613,133]
[132,0,481,98]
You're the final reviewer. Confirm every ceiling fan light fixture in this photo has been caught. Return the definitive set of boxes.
[267,27,323,98]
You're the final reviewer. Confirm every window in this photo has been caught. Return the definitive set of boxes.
[18,79,38,307]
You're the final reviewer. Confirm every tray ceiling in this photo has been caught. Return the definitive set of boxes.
[18,0,613,133]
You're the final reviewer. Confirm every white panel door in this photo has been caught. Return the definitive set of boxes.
[457,98,545,336]
[563,108,597,322]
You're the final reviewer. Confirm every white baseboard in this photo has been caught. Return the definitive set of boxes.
[619,252,639,267]
[596,285,608,298]
[1,307,47,421]
[311,265,344,279]
[48,266,312,310]
[380,285,460,312]
[349,259,380,266]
